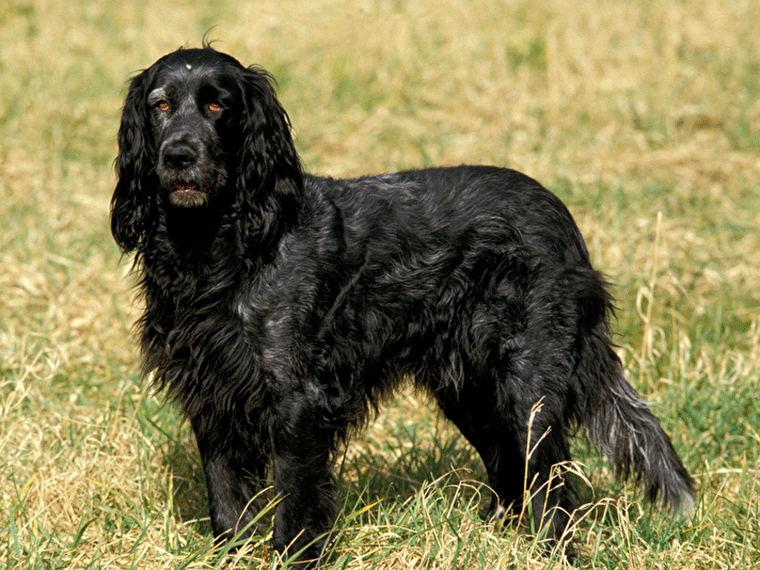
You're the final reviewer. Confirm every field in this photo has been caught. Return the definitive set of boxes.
[1,0,759,567]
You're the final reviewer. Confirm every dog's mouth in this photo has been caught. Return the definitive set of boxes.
[169,183,210,208]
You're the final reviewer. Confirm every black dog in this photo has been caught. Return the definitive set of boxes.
[111,46,694,565]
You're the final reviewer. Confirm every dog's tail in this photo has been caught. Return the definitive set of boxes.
[565,268,695,516]
[577,326,695,516]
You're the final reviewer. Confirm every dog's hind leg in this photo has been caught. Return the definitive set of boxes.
[512,407,577,547]
[434,385,524,517]
[434,383,576,547]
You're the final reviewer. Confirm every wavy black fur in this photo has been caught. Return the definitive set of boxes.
[111,46,694,566]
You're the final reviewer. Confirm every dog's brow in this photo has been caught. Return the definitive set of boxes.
[148,87,167,104]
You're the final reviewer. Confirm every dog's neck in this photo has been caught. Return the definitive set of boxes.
[163,203,226,256]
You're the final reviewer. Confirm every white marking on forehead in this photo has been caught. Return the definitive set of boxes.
[185,63,192,70]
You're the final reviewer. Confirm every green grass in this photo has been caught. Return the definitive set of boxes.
[2,0,759,568]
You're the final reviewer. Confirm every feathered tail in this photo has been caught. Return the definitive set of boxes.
[579,331,695,516]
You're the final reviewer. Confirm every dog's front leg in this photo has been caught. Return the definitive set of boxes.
[271,405,336,567]
[191,416,269,545]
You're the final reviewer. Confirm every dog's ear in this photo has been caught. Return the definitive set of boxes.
[111,67,157,253]
[235,66,304,253]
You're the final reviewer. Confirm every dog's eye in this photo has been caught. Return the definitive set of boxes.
[157,100,170,112]
[208,102,222,113]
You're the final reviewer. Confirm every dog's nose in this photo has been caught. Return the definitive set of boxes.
[163,142,198,169]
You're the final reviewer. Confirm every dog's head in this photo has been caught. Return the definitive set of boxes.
[111,47,303,254]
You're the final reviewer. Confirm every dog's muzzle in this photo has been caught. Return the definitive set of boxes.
[169,183,210,207]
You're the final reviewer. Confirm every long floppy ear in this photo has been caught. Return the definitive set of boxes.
[235,66,304,254]
[110,67,157,254]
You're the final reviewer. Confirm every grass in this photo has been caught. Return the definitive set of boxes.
[1,0,759,567]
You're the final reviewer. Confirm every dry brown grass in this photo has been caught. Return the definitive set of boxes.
[1,0,759,568]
